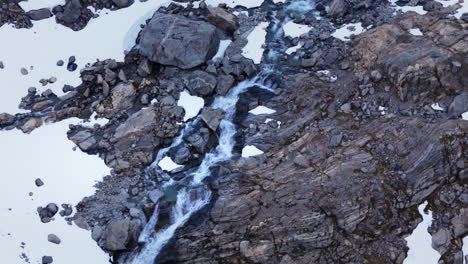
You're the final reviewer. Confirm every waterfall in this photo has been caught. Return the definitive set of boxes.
[125,1,315,263]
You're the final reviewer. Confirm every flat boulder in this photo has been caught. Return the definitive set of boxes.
[139,13,220,69]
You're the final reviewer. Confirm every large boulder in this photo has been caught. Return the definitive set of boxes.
[206,6,238,34]
[139,13,220,69]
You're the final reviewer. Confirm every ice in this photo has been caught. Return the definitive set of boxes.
[283,21,312,38]
[177,90,205,121]
[0,0,173,114]
[212,40,232,62]
[0,119,110,264]
[431,103,444,111]
[242,22,269,64]
[403,202,440,264]
[409,28,423,36]
[158,157,183,172]
[18,0,65,11]
[249,106,276,115]
[332,22,365,41]
[241,145,264,158]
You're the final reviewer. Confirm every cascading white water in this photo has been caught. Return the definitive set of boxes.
[128,76,273,264]
[127,1,315,263]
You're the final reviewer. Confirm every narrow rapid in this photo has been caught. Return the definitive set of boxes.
[125,1,316,263]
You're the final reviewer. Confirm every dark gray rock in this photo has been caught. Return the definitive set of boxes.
[187,71,217,96]
[55,0,82,24]
[328,0,347,18]
[140,13,220,69]
[206,6,238,33]
[47,234,61,244]
[201,107,225,131]
[102,219,130,251]
[448,94,468,118]
[329,134,343,148]
[27,8,52,21]
[112,0,134,8]
[173,145,191,164]
[216,74,235,95]
[35,178,44,187]
[42,256,53,264]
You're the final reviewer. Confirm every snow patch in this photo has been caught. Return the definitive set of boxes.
[241,145,264,158]
[332,22,365,41]
[403,202,441,264]
[249,106,276,115]
[177,90,205,121]
[0,0,173,114]
[242,22,269,64]
[285,42,303,55]
[0,119,109,264]
[158,156,183,172]
[203,0,265,8]
[409,28,423,36]
[431,103,444,111]
[19,0,65,11]
[283,21,312,38]
[390,0,427,15]
[212,40,232,62]
[462,111,468,121]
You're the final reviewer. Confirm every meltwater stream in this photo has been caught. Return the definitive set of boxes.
[125,1,315,263]
[126,75,274,264]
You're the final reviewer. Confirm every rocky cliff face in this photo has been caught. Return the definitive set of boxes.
[1,0,467,264]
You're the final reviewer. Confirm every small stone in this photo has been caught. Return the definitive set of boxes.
[35,178,44,187]
[0,61,4,69]
[56,60,64,66]
[48,77,57,83]
[370,70,382,82]
[42,256,53,264]
[47,234,61,244]
[456,160,465,169]
[28,87,37,94]
[329,134,343,148]
[293,155,309,168]
[21,68,28,75]
[129,208,140,218]
[340,103,351,113]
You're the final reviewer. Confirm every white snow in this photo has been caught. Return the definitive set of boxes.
[177,90,205,121]
[332,22,365,41]
[283,21,312,38]
[409,28,423,36]
[158,156,183,171]
[390,0,427,14]
[0,119,110,264]
[242,22,269,64]
[18,0,65,11]
[249,106,276,115]
[212,40,232,62]
[202,0,265,8]
[403,202,441,264]
[80,112,110,127]
[462,111,468,121]
[463,236,468,264]
[285,42,303,55]
[265,118,282,127]
[0,0,173,114]
[431,103,445,111]
[241,145,264,158]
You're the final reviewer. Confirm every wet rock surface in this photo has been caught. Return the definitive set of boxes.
[1,1,468,264]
